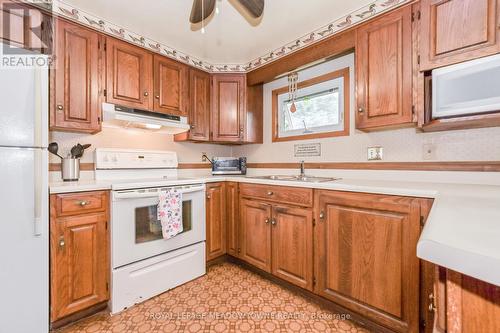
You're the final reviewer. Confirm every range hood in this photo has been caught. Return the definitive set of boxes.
[102,102,190,134]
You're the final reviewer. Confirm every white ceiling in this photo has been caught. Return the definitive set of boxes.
[62,0,372,64]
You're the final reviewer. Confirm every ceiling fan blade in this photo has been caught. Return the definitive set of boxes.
[236,0,264,18]
[190,0,216,24]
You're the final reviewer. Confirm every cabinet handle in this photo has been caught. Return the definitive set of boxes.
[271,218,276,226]
[267,191,273,196]
[57,104,63,111]
[428,293,437,313]
[59,236,65,248]
[265,218,270,224]
[358,107,364,113]
[77,200,90,207]
[144,91,149,97]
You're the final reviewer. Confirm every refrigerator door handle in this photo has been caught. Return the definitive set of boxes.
[34,149,43,236]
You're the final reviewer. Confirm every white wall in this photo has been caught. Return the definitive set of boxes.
[233,53,500,162]
[49,126,232,164]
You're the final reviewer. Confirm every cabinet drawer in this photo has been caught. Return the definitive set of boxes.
[53,191,108,217]
[239,184,313,207]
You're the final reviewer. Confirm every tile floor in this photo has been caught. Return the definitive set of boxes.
[55,263,370,332]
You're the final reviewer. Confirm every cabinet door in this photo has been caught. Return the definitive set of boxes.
[271,205,313,290]
[206,182,226,261]
[226,182,239,257]
[356,5,414,130]
[211,74,246,142]
[106,37,153,110]
[50,213,109,322]
[51,20,101,133]
[153,55,188,116]
[188,69,211,140]
[314,190,421,332]
[240,199,271,272]
[420,0,500,71]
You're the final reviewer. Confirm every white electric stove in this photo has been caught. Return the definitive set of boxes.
[95,149,206,314]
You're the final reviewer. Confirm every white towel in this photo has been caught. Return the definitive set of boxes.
[157,188,183,240]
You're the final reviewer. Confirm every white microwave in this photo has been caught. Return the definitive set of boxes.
[432,53,500,119]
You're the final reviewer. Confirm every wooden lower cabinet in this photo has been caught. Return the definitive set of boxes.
[421,264,500,333]
[239,199,272,272]
[50,191,109,323]
[225,182,240,257]
[271,205,313,291]
[206,182,226,261]
[314,190,422,333]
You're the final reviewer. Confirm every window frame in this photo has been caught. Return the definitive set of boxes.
[272,67,350,142]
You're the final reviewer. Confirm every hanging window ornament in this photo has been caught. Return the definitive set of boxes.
[288,72,298,113]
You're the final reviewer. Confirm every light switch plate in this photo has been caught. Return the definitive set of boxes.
[367,147,383,161]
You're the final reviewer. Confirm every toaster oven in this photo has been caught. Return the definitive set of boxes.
[212,157,247,175]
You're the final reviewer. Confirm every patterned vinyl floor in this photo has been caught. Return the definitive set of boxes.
[55,262,370,333]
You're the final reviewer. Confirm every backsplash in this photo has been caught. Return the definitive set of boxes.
[49,126,232,164]
[233,54,500,163]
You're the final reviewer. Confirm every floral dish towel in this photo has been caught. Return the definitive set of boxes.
[157,188,183,240]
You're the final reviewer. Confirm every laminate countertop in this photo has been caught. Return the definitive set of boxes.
[50,175,500,287]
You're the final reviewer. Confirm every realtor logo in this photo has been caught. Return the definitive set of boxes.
[1,0,54,67]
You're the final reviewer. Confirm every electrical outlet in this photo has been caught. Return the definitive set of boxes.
[367,147,383,161]
[202,152,207,162]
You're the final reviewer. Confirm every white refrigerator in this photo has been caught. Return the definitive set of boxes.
[0,54,49,332]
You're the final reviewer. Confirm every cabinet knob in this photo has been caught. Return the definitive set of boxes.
[155,95,160,99]
[144,91,149,97]
[190,124,195,129]
[267,191,273,196]
[57,104,63,111]
[78,200,90,207]
[319,211,325,219]
[358,107,364,113]
[265,218,270,224]
[271,218,276,226]
[206,194,211,199]
[59,236,65,248]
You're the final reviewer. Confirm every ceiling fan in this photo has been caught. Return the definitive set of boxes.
[190,0,265,24]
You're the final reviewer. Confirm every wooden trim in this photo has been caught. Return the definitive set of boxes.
[272,68,350,143]
[49,161,500,172]
[422,112,500,133]
[247,29,356,85]
[49,301,108,330]
[49,162,212,171]
[49,163,95,172]
[246,161,500,172]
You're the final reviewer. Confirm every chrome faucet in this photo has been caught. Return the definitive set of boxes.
[299,160,306,178]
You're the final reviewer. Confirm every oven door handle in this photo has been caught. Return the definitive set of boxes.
[113,185,205,200]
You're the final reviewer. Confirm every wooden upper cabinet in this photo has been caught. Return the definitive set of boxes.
[51,20,101,133]
[226,182,239,257]
[206,182,226,261]
[240,199,272,272]
[212,74,246,142]
[50,191,109,322]
[271,205,313,291]
[153,55,188,116]
[314,190,421,333]
[420,0,500,71]
[188,69,211,140]
[356,5,414,130]
[105,37,153,110]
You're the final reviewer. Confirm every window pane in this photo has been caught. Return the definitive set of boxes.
[281,89,340,133]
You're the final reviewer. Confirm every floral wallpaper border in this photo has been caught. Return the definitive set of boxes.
[26,0,411,73]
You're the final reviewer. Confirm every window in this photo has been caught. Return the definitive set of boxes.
[272,68,349,142]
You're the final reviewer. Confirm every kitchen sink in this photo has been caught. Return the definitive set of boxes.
[249,175,340,183]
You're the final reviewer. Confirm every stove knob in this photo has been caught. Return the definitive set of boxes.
[103,154,109,162]
[112,155,118,162]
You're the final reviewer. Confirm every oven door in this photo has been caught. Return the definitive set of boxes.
[111,184,205,268]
